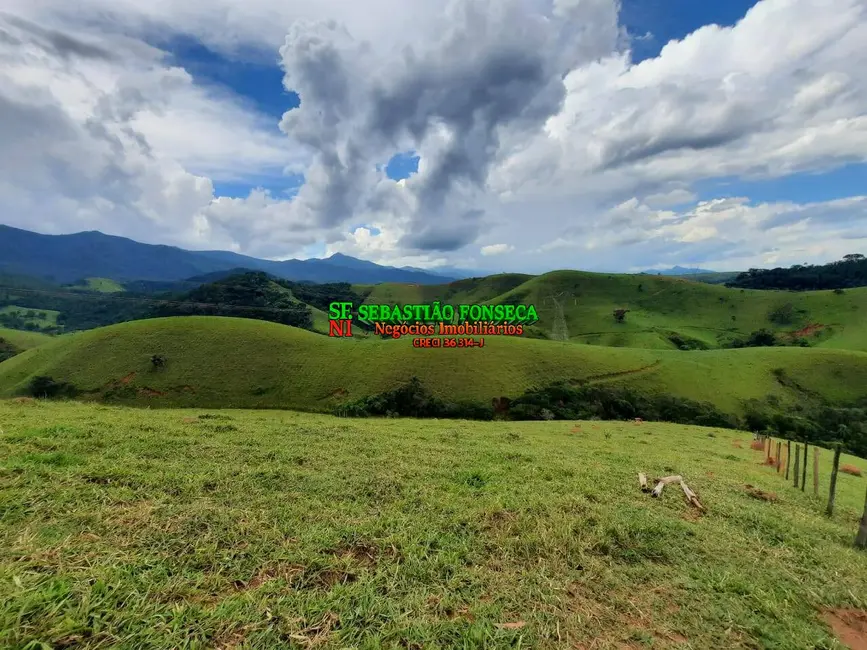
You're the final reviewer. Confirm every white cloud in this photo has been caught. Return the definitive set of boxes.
[480,244,514,256]
[1,0,866,272]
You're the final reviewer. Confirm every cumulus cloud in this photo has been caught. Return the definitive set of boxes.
[276,0,623,253]
[1,0,867,272]
[480,244,514,256]
[0,10,308,252]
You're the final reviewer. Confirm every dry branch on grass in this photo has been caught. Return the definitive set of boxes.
[651,475,683,498]
[642,473,705,511]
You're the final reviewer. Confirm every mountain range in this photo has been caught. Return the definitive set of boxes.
[0,225,460,285]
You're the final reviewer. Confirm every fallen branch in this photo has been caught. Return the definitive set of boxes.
[651,475,683,498]
[638,473,649,492]
[680,480,705,511]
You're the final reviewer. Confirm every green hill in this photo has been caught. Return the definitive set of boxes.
[65,277,126,293]
[2,317,866,417]
[360,271,867,352]
[0,327,52,350]
[1,401,865,649]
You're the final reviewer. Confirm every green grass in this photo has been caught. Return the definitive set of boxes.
[0,327,53,350]
[1,317,867,415]
[65,278,126,293]
[0,305,60,327]
[359,271,867,352]
[0,400,865,649]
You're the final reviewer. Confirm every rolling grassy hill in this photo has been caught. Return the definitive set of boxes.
[360,271,867,352]
[2,317,867,415]
[0,327,52,350]
[1,401,865,648]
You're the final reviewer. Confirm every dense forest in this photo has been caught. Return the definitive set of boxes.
[727,254,867,290]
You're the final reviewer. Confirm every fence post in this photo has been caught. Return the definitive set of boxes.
[785,440,792,480]
[767,437,772,462]
[776,442,782,473]
[826,444,842,517]
[812,447,819,497]
[801,442,808,492]
[794,446,801,488]
[856,483,867,550]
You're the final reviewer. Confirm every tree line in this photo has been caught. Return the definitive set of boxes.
[727,254,866,290]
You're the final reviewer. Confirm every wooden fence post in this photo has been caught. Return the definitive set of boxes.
[812,447,819,497]
[856,483,867,550]
[794,446,801,488]
[826,444,842,517]
[767,437,772,462]
[776,442,782,473]
[802,442,808,492]
[785,440,792,480]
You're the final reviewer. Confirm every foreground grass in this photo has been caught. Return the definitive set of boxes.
[2,317,867,415]
[1,401,866,649]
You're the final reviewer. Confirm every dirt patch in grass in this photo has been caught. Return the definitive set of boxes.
[745,485,778,502]
[732,440,743,449]
[841,464,863,477]
[790,323,825,338]
[331,540,380,567]
[138,387,166,397]
[750,441,765,451]
[823,609,867,650]
[119,372,136,385]
[233,562,304,592]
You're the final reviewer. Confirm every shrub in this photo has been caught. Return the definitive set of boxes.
[27,376,77,399]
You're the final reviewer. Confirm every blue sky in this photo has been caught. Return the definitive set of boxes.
[160,0,865,217]
[4,0,866,271]
[161,0,785,197]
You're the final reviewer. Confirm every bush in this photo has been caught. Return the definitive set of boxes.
[27,376,77,399]
[337,377,494,420]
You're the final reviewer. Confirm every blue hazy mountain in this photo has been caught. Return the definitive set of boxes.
[0,225,455,285]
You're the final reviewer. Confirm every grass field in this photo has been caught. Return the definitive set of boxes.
[0,327,53,350]
[2,317,867,414]
[0,305,60,327]
[360,272,867,352]
[1,400,865,649]
[65,278,126,293]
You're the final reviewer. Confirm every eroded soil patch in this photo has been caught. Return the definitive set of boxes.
[823,609,867,650]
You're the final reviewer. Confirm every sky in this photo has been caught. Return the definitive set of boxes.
[1,0,866,274]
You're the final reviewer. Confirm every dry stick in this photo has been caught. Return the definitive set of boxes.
[680,480,705,511]
[826,444,842,517]
[785,440,792,480]
[802,442,809,492]
[651,475,683,498]
[794,446,801,488]
[813,447,820,497]
[638,473,649,492]
[856,482,867,550]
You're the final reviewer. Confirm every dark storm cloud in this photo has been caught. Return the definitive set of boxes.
[279,0,609,252]
[402,209,485,252]
[0,13,116,61]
